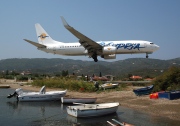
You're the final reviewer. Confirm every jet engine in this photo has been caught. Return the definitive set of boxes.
[102,46,117,55]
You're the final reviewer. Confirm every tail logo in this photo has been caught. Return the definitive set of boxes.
[38,33,49,40]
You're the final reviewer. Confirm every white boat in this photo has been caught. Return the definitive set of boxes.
[100,83,118,89]
[67,102,119,117]
[61,97,97,104]
[7,86,67,102]
[107,119,134,126]
[0,85,10,88]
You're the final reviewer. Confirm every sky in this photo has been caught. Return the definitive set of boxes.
[0,0,180,62]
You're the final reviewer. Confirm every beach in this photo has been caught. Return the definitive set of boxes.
[2,82,180,121]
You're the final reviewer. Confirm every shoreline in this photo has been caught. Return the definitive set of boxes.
[2,83,180,121]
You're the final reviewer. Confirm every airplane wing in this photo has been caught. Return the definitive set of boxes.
[24,39,46,48]
[60,16,103,55]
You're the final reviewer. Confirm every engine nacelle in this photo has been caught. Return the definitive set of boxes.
[104,54,116,59]
[102,46,117,55]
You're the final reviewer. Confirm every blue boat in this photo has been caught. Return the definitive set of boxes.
[158,90,180,100]
[133,85,154,96]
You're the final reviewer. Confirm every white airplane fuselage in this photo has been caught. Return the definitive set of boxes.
[39,40,159,56]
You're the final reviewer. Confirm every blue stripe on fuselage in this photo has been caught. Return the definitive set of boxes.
[99,42,144,50]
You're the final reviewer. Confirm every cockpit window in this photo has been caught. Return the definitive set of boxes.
[150,43,154,44]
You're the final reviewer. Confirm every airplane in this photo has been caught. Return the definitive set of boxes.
[24,16,159,62]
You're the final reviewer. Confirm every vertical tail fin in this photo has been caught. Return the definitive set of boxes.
[35,23,55,45]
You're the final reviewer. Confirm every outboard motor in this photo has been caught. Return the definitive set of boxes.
[39,86,46,94]
[7,88,23,99]
[15,88,23,95]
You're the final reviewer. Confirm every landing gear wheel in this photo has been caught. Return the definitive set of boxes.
[94,58,98,62]
[146,54,149,58]
[92,53,98,62]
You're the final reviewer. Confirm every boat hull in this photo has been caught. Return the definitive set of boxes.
[100,83,118,89]
[0,85,10,88]
[18,93,66,101]
[133,85,154,96]
[158,91,180,100]
[67,102,119,117]
[61,97,97,104]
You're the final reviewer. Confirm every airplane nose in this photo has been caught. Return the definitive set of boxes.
[155,44,160,50]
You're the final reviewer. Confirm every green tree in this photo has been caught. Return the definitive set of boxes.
[5,70,9,75]
[127,73,132,78]
[81,74,84,77]
[62,70,68,77]
[92,74,95,77]
[152,66,180,92]
[99,72,102,77]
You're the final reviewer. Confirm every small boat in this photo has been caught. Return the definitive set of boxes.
[0,85,10,88]
[133,85,154,96]
[107,119,134,126]
[67,102,119,117]
[66,112,118,124]
[61,97,97,104]
[158,90,180,100]
[100,83,118,90]
[7,86,67,101]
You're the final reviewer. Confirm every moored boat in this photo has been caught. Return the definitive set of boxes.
[0,85,10,88]
[61,97,97,104]
[158,90,180,100]
[7,86,67,101]
[67,102,119,117]
[133,85,154,96]
[107,119,134,126]
[100,83,118,90]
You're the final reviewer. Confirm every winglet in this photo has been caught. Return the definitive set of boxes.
[60,16,72,29]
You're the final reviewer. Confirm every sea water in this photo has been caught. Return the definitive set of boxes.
[0,88,180,126]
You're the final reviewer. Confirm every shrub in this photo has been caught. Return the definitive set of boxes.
[31,78,96,92]
[152,66,180,92]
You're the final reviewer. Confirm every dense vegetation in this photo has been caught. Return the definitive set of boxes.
[31,78,96,92]
[31,77,127,92]
[0,58,179,79]
[152,66,180,92]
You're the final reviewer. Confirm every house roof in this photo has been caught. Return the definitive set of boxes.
[130,76,142,79]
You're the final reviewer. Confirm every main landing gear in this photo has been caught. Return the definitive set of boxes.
[92,53,98,62]
[146,53,149,58]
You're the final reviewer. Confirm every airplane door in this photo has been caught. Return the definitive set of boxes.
[53,47,56,54]
[141,43,147,52]
[60,46,64,48]
[144,43,147,47]
[59,46,65,54]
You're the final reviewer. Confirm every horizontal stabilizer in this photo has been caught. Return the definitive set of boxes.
[24,39,46,48]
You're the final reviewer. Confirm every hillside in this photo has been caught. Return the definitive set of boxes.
[0,58,179,78]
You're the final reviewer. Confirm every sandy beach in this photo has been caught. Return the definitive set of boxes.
[2,82,180,121]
